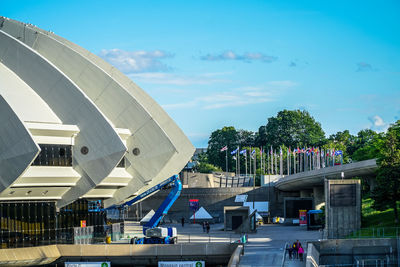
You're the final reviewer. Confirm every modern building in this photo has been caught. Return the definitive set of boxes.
[0,16,194,247]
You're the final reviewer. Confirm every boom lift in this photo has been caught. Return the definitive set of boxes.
[111,174,182,244]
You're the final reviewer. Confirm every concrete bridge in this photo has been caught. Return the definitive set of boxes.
[275,159,377,191]
[272,159,377,214]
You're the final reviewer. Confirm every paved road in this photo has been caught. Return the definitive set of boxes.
[121,222,321,266]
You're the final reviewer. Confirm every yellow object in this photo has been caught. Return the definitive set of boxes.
[106,236,111,244]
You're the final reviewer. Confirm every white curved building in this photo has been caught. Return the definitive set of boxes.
[0,16,194,210]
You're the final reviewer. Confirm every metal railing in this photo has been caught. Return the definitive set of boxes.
[347,227,400,239]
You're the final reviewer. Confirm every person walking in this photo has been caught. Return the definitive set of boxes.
[298,244,304,261]
[206,221,210,234]
[286,244,293,260]
[292,242,298,259]
[181,217,185,227]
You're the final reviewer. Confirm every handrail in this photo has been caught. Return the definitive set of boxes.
[281,242,288,267]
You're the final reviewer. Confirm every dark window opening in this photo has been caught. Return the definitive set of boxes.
[32,144,72,166]
[117,157,125,168]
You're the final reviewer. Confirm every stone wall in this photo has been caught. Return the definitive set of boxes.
[128,187,269,222]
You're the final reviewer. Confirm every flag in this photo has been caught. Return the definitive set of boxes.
[239,149,247,155]
[220,145,228,152]
[280,147,283,155]
[233,156,237,160]
[251,149,256,155]
[270,146,273,155]
[231,147,239,155]
[335,150,343,156]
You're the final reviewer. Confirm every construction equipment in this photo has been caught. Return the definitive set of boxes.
[111,174,182,244]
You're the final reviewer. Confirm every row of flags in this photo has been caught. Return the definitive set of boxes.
[219,145,344,175]
[221,145,343,157]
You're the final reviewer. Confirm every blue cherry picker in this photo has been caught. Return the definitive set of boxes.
[109,174,182,244]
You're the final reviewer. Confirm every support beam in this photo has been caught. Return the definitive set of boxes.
[313,186,325,210]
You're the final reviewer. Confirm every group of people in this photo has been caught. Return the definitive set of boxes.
[286,240,305,261]
[180,217,211,234]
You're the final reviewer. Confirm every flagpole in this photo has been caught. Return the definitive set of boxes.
[225,149,228,179]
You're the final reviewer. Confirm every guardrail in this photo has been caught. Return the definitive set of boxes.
[347,227,400,239]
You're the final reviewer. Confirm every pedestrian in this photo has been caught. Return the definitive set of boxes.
[202,221,206,232]
[298,244,304,261]
[286,244,293,260]
[292,242,298,259]
[181,217,185,227]
[295,240,301,258]
[206,221,210,233]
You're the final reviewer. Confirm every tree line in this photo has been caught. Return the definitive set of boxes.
[196,109,400,223]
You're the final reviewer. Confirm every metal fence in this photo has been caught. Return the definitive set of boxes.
[347,227,400,239]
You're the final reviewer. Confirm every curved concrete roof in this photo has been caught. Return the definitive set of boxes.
[0,16,194,207]
[274,159,377,191]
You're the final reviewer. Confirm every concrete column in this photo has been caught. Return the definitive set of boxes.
[313,186,325,210]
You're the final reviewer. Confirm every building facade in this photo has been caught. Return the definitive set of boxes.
[0,16,194,247]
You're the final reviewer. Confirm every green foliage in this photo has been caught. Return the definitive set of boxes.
[207,126,239,171]
[362,198,400,227]
[352,131,384,161]
[263,110,326,148]
[196,162,222,173]
[372,120,400,224]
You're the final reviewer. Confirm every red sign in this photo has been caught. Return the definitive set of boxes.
[299,210,307,226]
[80,220,86,228]
[189,199,199,202]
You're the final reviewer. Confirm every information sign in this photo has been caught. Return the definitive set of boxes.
[158,261,205,267]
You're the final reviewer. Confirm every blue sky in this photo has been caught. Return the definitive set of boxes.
[3,0,400,147]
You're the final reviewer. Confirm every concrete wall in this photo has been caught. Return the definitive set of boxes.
[0,243,237,266]
[308,238,399,265]
[325,179,361,239]
[130,187,269,222]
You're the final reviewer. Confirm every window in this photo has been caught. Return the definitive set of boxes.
[32,144,73,166]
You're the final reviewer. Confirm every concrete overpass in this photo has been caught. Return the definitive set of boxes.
[273,159,377,213]
[275,159,377,191]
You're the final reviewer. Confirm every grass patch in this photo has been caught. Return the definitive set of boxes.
[347,198,400,238]
[361,198,400,228]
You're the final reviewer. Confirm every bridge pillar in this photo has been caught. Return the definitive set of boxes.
[325,179,361,239]
[313,186,325,210]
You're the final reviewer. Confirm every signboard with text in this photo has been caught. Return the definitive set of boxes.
[159,261,204,267]
[189,199,199,212]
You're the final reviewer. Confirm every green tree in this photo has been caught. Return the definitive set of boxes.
[237,130,256,147]
[264,110,326,148]
[207,126,239,171]
[324,130,356,163]
[372,120,400,224]
[352,130,384,161]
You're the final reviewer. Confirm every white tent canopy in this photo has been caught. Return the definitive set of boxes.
[140,209,155,223]
[190,207,213,219]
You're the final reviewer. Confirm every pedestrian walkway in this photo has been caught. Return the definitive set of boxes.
[238,225,319,267]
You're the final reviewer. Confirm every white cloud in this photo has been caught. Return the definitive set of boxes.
[201,51,277,63]
[130,72,230,85]
[99,49,173,73]
[368,115,389,132]
[161,82,296,110]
